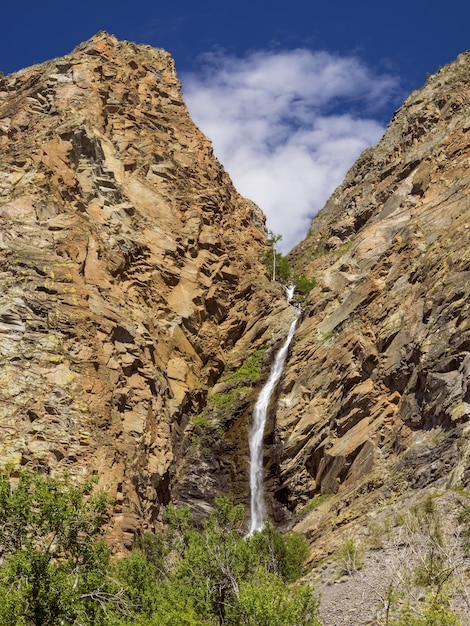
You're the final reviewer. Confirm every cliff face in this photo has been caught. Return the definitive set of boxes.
[2,31,470,569]
[276,51,470,546]
[0,32,293,545]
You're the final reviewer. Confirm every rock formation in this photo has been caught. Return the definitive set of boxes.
[276,51,470,550]
[1,31,470,592]
[0,31,293,546]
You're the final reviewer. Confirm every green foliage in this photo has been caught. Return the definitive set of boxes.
[390,593,462,625]
[163,502,194,535]
[116,533,166,617]
[207,388,247,410]
[262,231,291,282]
[199,350,266,424]
[247,523,310,583]
[129,582,207,625]
[220,350,265,387]
[192,413,212,429]
[292,273,317,296]
[300,493,332,516]
[276,254,291,282]
[156,497,319,625]
[235,570,319,626]
[407,495,453,591]
[0,474,319,626]
[261,231,317,298]
[0,468,124,626]
[375,493,467,625]
[336,537,364,575]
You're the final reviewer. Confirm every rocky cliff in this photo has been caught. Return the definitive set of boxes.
[0,31,294,546]
[270,54,470,623]
[275,52,470,550]
[1,31,470,594]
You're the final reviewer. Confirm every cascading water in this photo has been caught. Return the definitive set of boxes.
[248,301,299,535]
[285,284,295,302]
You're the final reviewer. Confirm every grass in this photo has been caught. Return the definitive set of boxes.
[192,413,211,429]
[188,349,266,451]
[295,493,333,520]
[219,349,265,387]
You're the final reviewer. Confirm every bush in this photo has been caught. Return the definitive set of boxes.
[293,273,317,295]
[376,494,467,625]
[0,468,123,626]
[0,473,320,625]
[390,594,462,625]
[336,537,364,575]
[236,569,319,626]
[156,497,320,625]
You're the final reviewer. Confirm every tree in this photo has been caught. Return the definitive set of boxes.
[0,472,320,626]
[0,468,127,625]
[160,497,320,625]
[263,232,291,283]
[236,569,319,626]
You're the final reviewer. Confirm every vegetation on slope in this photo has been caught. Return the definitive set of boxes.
[262,231,316,297]
[0,469,320,625]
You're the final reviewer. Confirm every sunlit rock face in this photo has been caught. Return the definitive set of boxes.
[2,30,470,562]
[276,51,470,544]
[0,31,292,546]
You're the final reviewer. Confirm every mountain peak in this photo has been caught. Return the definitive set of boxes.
[0,33,285,546]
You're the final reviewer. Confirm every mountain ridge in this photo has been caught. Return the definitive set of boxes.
[1,32,470,622]
[0,31,293,546]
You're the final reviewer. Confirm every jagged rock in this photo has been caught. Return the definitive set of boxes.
[276,52,470,539]
[0,31,291,545]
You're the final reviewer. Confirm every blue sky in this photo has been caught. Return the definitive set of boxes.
[2,1,470,251]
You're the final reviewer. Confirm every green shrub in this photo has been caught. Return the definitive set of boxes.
[378,493,467,625]
[0,473,320,626]
[390,593,462,625]
[220,350,265,387]
[298,493,332,517]
[336,537,364,575]
[293,274,317,295]
[157,497,320,625]
[0,469,121,626]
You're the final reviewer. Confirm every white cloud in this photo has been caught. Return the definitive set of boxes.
[182,49,399,253]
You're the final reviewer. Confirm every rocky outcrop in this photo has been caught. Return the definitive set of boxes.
[274,52,470,539]
[0,32,291,546]
[2,31,470,576]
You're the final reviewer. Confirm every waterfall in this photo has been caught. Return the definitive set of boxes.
[285,284,295,302]
[248,313,298,535]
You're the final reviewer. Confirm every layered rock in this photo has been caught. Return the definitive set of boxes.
[2,31,470,575]
[274,52,470,543]
[0,32,291,545]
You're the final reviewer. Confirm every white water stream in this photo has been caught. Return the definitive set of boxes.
[248,302,298,535]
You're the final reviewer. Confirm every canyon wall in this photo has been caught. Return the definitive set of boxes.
[276,51,470,552]
[0,31,293,545]
[1,32,470,562]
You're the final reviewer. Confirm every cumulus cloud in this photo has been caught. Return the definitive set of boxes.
[182,49,399,253]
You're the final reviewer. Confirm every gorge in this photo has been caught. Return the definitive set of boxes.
[0,30,470,624]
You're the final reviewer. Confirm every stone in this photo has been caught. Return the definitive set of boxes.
[0,31,289,544]
[278,51,470,548]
